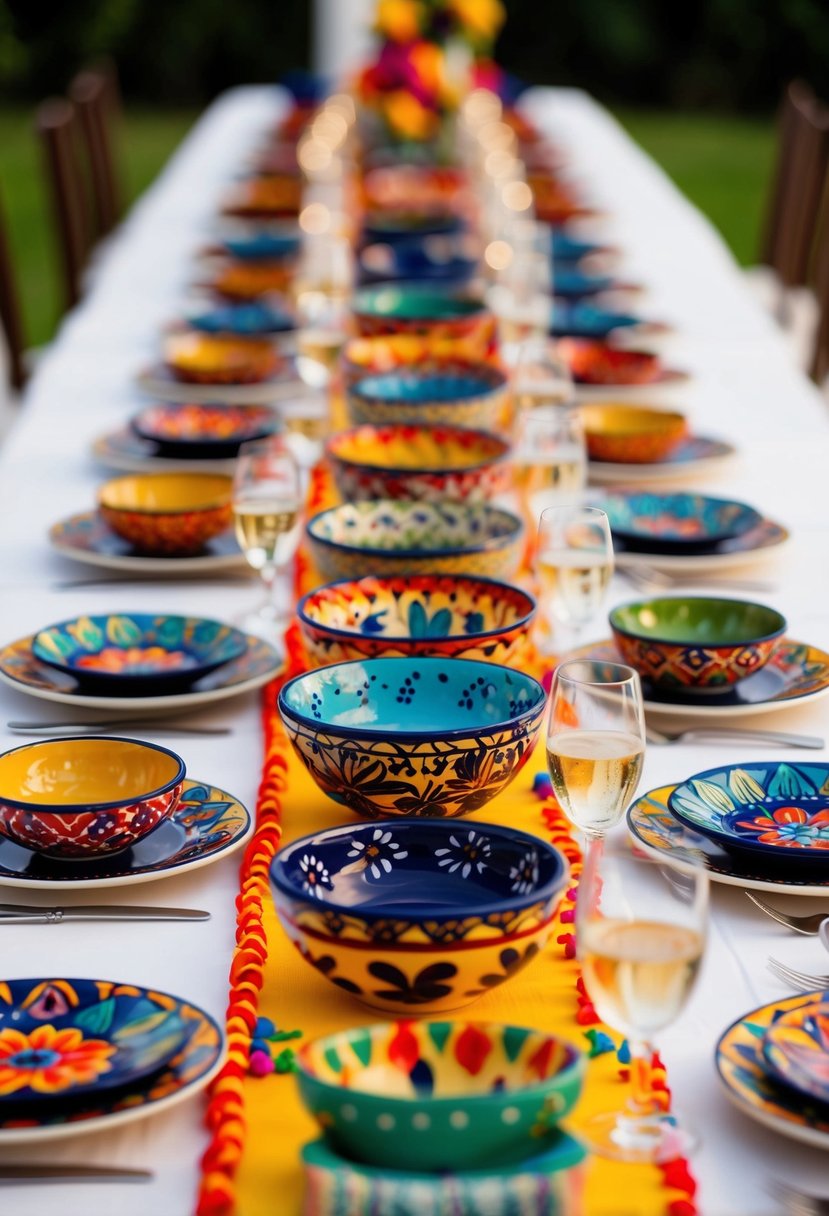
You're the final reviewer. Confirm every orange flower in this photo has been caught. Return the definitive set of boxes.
[449,0,506,40]
[0,1024,116,1095]
[375,0,424,42]
[383,90,439,141]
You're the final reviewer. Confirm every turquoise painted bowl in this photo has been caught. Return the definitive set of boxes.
[609,596,787,692]
[277,656,546,820]
[668,761,829,864]
[345,364,507,430]
[599,490,762,554]
[306,501,524,583]
[296,574,536,667]
[31,613,248,695]
[296,1021,585,1171]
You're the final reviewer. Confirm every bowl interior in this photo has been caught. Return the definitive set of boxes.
[581,404,686,438]
[0,737,183,807]
[299,576,535,641]
[299,1022,578,1100]
[328,425,508,472]
[610,597,786,646]
[187,302,295,335]
[559,339,660,384]
[352,368,502,405]
[133,404,275,447]
[354,286,485,322]
[600,491,762,544]
[99,473,232,514]
[308,502,522,554]
[164,332,275,369]
[280,657,545,736]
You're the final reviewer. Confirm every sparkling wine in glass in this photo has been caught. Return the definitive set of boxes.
[294,234,352,389]
[535,505,611,652]
[577,840,708,1161]
[545,658,646,840]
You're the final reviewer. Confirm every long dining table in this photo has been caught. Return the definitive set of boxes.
[1,83,828,1216]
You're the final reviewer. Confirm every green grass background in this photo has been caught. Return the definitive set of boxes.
[0,106,773,349]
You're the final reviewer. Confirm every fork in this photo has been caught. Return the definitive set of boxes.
[767,957,829,992]
[769,1179,829,1215]
[645,726,824,750]
[619,564,776,594]
[747,893,829,935]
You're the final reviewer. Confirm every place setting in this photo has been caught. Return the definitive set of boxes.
[580,403,737,485]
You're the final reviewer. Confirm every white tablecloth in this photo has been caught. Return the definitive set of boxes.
[0,84,827,1216]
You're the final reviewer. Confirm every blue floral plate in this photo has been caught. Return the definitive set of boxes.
[221,231,300,261]
[551,301,642,339]
[597,490,763,554]
[669,762,829,864]
[32,614,249,695]
[553,268,616,298]
[186,301,295,336]
[762,994,829,1106]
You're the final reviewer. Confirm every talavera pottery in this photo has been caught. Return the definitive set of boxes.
[358,237,478,287]
[551,301,647,341]
[668,761,829,863]
[579,404,688,465]
[185,300,295,337]
[163,332,281,385]
[340,335,496,382]
[587,436,736,485]
[557,339,661,385]
[362,211,465,245]
[270,817,567,1013]
[220,173,302,219]
[277,656,546,821]
[611,517,790,572]
[345,364,508,431]
[0,778,251,891]
[296,574,536,667]
[301,1132,587,1216]
[0,736,184,859]
[49,512,245,576]
[762,993,829,1105]
[599,490,762,554]
[32,613,248,695]
[306,501,524,582]
[218,225,300,262]
[352,286,496,360]
[552,267,617,298]
[363,165,468,212]
[131,403,278,460]
[716,991,829,1150]
[97,472,233,555]
[627,785,829,896]
[205,257,293,301]
[326,424,511,504]
[0,977,222,1145]
[609,596,787,692]
[0,977,191,1102]
[296,1021,584,1170]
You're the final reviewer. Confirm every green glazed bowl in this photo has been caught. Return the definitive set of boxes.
[609,595,787,692]
[296,1020,585,1172]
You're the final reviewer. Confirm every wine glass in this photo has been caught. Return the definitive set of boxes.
[535,505,611,652]
[512,335,574,417]
[576,840,708,1161]
[232,436,302,648]
[545,658,645,840]
[489,249,550,365]
[294,233,352,389]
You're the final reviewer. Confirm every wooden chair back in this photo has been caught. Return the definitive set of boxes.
[775,90,829,289]
[36,98,89,310]
[759,80,808,269]
[810,176,829,385]
[0,192,26,391]
[69,63,122,238]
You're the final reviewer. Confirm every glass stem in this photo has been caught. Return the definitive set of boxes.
[626,1040,659,1118]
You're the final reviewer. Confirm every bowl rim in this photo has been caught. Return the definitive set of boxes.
[580,404,687,437]
[271,817,567,919]
[0,735,186,813]
[277,655,546,742]
[352,284,489,322]
[348,365,507,406]
[296,574,536,645]
[326,424,511,477]
[306,503,524,560]
[294,1019,584,1104]
[98,472,233,517]
[609,595,788,648]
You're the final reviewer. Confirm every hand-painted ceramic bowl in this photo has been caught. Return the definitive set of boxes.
[277,656,545,820]
[220,226,300,262]
[554,267,615,298]
[341,335,494,382]
[359,239,478,286]
[668,761,829,864]
[599,490,763,554]
[163,333,280,384]
[609,596,787,692]
[306,501,524,582]
[186,301,295,337]
[363,165,468,212]
[551,302,641,341]
[558,339,661,386]
[0,736,185,858]
[345,365,508,431]
[207,258,294,301]
[326,424,510,504]
[297,574,536,667]
[352,286,496,359]
[220,173,302,218]
[362,211,465,245]
[295,1020,584,1169]
[131,403,277,459]
[580,405,688,464]
[270,817,568,1012]
[32,613,248,695]
[762,994,829,1104]
[98,472,233,555]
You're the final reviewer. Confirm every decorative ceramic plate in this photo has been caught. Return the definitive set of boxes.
[550,302,663,341]
[668,761,829,862]
[598,490,761,553]
[131,403,278,459]
[0,978,191,1103]
[762,994,829,1105]
[575,639,829,719]
[0,632,281,713]
[92,428,236,475]
[627,786,829,895]
[613,518,790,573]
[587,437,736,484]
[50,511,246,574]
[0,977,223,1144]
[135,358,300,404]
[716,991,829,1149]
[0,777,251,891]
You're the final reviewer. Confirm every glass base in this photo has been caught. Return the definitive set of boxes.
[578,1110,696,1164]
[235,605,290,653]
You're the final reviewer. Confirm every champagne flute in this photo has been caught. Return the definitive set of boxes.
[512,335,574,417]
[546,659,645,840]
[577,840,708,1161]
[232,436,302,647]
[489,249,550,365]
[294,233,352,389]
[535,505,611,652]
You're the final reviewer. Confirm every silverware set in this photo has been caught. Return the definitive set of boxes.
[0,903,209,924]
[6,719,231,737]
[618,563,777,595]
[748,893,829,992]
[645,726,824,749]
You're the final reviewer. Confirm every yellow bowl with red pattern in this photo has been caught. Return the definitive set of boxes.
[206,258,294,302]
[164,333,280,385]
[98,472,233,555]
[580,404,688,464]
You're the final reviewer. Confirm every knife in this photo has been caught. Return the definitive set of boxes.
[7,720,231,737]
[0,904,210,924]
[0,1164,152,1183]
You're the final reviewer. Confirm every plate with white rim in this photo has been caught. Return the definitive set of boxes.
[587,436,737,484]
[0,777,252,890]
[0,631,282,713]
[571,638,829,719]
[92,426,237,474]
[611,517,790,573]
[135,359,302,404]
[627,785,829,895]
[49,510,249,575]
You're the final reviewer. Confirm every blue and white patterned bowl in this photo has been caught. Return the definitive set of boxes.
[598,490,763,554]
[346,365,507,430]
[277,656,546,820]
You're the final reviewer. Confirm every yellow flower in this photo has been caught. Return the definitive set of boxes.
[410,41,444,95]
[449,0,506,39]
[375,0,424,43]
[383,90,439,141]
